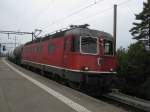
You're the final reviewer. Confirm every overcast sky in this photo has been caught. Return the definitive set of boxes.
[0,0,147,50]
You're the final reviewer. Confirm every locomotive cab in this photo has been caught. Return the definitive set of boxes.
[64,33,116,73]
[63,28,116,86]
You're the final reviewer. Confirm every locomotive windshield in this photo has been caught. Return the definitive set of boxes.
[80,36,98,54]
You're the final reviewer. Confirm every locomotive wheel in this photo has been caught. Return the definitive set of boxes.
[40,70,44,76]
[61,78,68,85]
[68,81,81,90]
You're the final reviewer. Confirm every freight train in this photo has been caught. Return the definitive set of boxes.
[8,24,116,93]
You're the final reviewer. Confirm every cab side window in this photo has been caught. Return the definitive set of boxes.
[104,40,113,55]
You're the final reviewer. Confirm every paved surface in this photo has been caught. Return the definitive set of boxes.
[0,58,127,112]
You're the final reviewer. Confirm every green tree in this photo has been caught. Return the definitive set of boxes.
[130,0,150,50]
[117,0,150,100]
[127,42,150,99]
[116,47,128,76]
[116,42,150,99]
[116,47,128,90]
[126,42,148,85]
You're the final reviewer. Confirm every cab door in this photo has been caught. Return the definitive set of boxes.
[63,35,72,68]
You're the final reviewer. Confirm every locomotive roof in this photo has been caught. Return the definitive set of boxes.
[25,26,113,45]
[65,28,113,40]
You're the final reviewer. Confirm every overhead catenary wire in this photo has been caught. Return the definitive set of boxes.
[40,0,135,31]
[68,0,134,25]
[40,0,105,29]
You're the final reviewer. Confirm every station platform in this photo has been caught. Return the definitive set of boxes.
[0,58,126,112]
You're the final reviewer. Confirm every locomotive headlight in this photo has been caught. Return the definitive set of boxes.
[110,68,113,72]
[84,66,89,71]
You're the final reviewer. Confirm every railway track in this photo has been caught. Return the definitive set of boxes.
[102,91,150,112]
[22,65,150,112]
[27,65,150,112]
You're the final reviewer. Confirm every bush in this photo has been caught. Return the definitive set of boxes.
[116,42,150,100]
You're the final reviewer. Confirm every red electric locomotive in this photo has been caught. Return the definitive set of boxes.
[21,24,116,92]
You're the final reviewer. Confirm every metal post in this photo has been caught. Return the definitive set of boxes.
[32,32,34,41]
[15,35,16,47]
[113,4,117,55]
[0,30,34,41]
[0,43,1,57]
[148,21,150,51]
